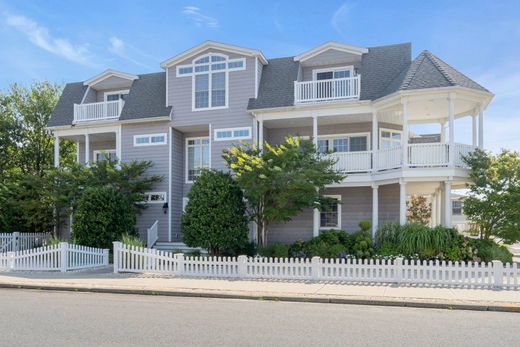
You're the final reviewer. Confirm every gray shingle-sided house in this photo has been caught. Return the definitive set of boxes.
[48,40,493,249]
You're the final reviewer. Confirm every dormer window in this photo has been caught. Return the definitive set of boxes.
[313,66,354,81]
[176,53,246,111]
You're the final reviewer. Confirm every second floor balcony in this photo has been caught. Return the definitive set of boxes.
[294,76,360,104]
[73,99,124,123]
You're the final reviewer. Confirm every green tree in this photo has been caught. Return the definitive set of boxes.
[463,149,520,243]
[223,137,344,246]
[407,195,431,225]
[182,170,249,255]
[73,186,137,249]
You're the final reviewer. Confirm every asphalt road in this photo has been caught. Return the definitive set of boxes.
[0,289,518,347]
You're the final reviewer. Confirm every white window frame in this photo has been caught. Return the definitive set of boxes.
[312,66,354,81]
[133,133,167,147]
[175,52,246,112]
[379,128,403,149]
[320,194,342,230]
[317,132,371,153]
[214,127,252,141]
[143,192,167,204]
[92,149,116,162]
[452,200,463,216]
[104,90,129,102]
[185,136,210,184]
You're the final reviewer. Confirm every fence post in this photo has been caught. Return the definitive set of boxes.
[113,242,122,273]
[492,260,504,288]
[103,249,109,266]
[311,256,321,280]
[237,255,247,278]
[13,232,19,252]
[60,242,68,272]
[7,252,15,271]
[174,253,185,276]
[394,257,404,285]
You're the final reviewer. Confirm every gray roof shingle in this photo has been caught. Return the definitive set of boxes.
[383,50,489,95]
[48,82,87,127]
[119,72,171,120]
[48,72,171,127]
[247,57,300,110]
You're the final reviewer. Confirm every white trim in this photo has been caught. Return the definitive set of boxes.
[319,194,342,230]
[208,124,212,173]
[312,66,354,80]
[294,41,368,62]
[80,86,91,104]
[84,69,139,87]
[92,149,116,163]
[165,68,169,107]
[133,133,167,147]
[104,89,129,102]
[185,136,210,184]
[168,127,172,242]
[182,197,189,213]
[117,125,122,160]
[254,57,259,98]
[143,192,167,204]
[160,40,267,68]
[214,127,252,141]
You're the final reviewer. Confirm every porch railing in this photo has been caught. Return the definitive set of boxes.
[73,99,123,122]
[408,143,449,167]
[294,76,360,103]
[329,151,372,173]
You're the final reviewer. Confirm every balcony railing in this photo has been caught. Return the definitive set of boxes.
[329,143,476,173]
[294,76,360,103]
[73,100,123,122]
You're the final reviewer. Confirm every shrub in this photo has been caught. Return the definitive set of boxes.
[358,220,371,233]
[258,243,290,258]
[182,170,249,256]
[121,233,144,248]
[375,222,401,248]
[72,186,137,249]
[288,240,306,258]
[469,239,513,263]
[351,230,375,258]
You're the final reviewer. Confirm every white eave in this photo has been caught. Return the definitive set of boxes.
[294,41,369,62]
[160,40,268,68]
[83,69,139,87]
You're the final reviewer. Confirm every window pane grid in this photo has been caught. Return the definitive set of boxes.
[187,138,210,181]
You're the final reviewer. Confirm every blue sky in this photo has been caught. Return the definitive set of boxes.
[1,0,519,151]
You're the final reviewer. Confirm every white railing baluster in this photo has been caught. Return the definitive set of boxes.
[294,76,360,103]
[73,100,122,123]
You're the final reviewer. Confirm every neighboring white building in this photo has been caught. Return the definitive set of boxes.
[48,40,493,248]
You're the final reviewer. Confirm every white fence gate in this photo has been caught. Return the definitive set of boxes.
[0,232,51,253]
[0,242,109,272]
[113,242,520,289]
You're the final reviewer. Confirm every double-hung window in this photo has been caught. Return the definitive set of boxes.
[176,53,246,111]
[186,137,210,182]
[317,134,369,153]
[452,200,463,215]
[320,195,341,230]
[380,129,402,149]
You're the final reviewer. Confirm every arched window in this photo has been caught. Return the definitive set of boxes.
[176,53,246,110]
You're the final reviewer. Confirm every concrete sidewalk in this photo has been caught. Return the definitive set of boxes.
[1,266,520,312]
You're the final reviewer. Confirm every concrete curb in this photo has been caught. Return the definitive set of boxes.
[1,282,520,313]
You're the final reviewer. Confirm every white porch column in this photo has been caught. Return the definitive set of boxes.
[372,111,378,171]
[399,180,407,225]
[401,98,409,167]
[448,93,455,166]
[258,117,264,150]
[431,192,437,227]
[85,134,90,164]
[478,106,484,149]
[76,141,80,163]
[313,208,320,237]
[437,187,443,226]
[472,113,478,147]
[372,184,379,237]
[54,135,60,168]
[116,127,122,161]
[443,180,452,227]
[312,115,318,147]
[440,120,446,143]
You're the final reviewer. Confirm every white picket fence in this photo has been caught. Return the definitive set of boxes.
[0,232,51,253]
[0,242,109,272]
[113,242,520,289]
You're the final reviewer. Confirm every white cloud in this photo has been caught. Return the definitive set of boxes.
[4,14,96,67]
[182,6,219,28]
[331,2,350,36]
[108,36,154,70]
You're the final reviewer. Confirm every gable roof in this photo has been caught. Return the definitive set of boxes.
[83,69,139,87]
[383,50,489,95]
[247,57,300,110]
[160,40,268,68]
[294,41,368,62]
[48,72,170,127]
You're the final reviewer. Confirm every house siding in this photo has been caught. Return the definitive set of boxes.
[302,62,362,82]
[171,128,184,241]
[121,121,171,242]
